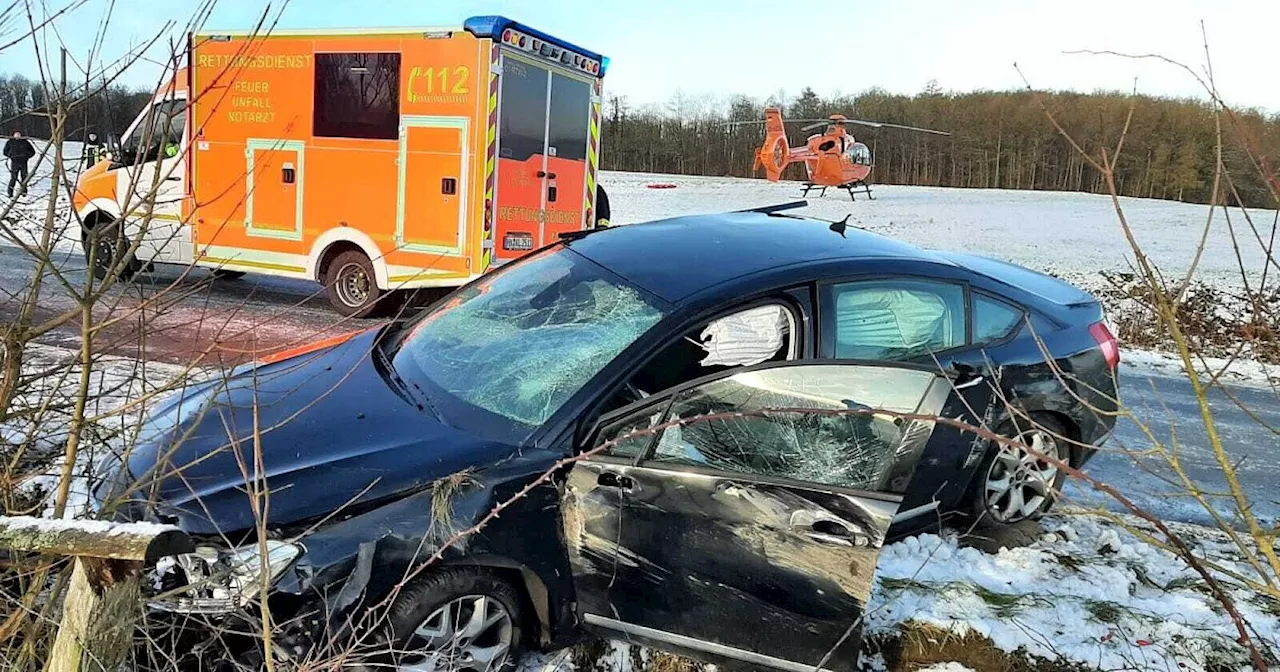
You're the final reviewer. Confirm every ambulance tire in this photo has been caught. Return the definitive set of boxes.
[212,269,246,280]
[84,218,139,282]
[325,250,383,318]
[594,184,611,228]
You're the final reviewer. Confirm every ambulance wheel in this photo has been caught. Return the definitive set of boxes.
[83,219,139,282]
[212,269,246,280]
[325,250,383,318]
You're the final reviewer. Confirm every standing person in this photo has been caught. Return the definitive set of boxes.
[83,131,102,169]
[4,130,36,198]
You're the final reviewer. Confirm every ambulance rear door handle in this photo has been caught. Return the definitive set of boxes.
[536,170,546,178]
[547,185,558,202]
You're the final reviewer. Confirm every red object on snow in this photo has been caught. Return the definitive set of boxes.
[1136,639,1154,647]
[646,183,678,189]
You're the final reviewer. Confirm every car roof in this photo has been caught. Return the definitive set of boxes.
[565,212,958,303]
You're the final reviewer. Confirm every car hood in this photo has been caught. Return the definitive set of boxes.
[108,329,519,535]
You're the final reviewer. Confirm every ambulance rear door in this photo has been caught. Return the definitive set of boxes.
[491,26,602,260]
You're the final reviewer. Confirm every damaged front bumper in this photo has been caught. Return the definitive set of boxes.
[148,539,303,614]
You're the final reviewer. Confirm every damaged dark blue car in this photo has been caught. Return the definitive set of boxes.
[99,208,1119,671]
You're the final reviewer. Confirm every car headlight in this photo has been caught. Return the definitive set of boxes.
[149,540,301,614]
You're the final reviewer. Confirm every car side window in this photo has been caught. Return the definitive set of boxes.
[603,302,798,413]
[825,279,965,361]
[638,365,938,492]
[972,294,1024,344]
[593,405,667,459]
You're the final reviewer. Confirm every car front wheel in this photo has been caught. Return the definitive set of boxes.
[972,415,1068,525]
[386,568,525,672]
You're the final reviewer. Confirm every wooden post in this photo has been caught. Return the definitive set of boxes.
[0,516,192,672]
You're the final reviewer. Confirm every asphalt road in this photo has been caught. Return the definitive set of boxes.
[1,244,1275,527]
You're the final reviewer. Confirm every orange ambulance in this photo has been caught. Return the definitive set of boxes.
[73,16,608,316]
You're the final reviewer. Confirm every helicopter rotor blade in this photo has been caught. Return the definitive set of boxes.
[724,116,950,136]
[723,118,834,128]
[840,118,951,136]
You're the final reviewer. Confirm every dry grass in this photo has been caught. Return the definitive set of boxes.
[1094,272,1280,363]
[868,623,1095,672]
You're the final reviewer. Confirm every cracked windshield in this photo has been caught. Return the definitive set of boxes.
[394,247,667,430]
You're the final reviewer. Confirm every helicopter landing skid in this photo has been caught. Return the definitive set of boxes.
[801,180,874,201]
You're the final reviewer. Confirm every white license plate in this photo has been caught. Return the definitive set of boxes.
[503,233,534,251]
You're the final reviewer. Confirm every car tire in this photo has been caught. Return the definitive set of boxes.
[970,414,1069,525]
[325,250,382,318]
[385,568,525,672]
[83,219,139,281]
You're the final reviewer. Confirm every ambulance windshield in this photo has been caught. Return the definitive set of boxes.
[391,247,669,439]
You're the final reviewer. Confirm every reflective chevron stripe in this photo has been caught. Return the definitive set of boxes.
[481,43,500,272]
[585,78,603,225]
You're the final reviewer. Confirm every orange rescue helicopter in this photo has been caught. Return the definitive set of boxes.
[733,107,949,200]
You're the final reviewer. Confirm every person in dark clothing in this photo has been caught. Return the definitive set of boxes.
[83,132,102,169]
[4,130,36,198]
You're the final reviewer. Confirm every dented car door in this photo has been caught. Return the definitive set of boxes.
[561,362,971,671]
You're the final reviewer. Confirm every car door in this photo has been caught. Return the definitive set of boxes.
[815,276,1003,525]
[560,360,988,671]
[117,98,191,264]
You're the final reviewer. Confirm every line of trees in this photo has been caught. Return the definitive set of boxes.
[601,84,1280,207]
[5,67,1277,208]
[0,73,151,141]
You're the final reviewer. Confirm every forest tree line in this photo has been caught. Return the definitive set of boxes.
[0,73,152,142]
[602,85,1280,207]
[3,68,1276,207]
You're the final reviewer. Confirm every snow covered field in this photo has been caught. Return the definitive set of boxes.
[603,170,1271,290]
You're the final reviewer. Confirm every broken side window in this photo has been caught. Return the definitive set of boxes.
[643,365,936,492]
[611,302,797,411]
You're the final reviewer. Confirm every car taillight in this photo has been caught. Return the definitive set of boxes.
[1089,321,1120,370]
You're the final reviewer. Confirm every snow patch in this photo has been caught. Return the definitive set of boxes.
[869,511,1280,671]
[1122,347,1280,389]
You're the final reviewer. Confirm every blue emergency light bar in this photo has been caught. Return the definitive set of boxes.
[464,15,608,76]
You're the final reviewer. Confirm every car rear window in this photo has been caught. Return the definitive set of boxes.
[972,294,1024,344]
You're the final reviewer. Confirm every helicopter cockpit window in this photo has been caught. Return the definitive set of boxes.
[846,142,872,166]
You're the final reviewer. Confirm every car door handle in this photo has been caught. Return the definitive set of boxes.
[596,471,634,491]
[165,176,181,182]
[790,510,870,547]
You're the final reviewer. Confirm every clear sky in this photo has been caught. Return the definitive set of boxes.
[5,0,1279,111]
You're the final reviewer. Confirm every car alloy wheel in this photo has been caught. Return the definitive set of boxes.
[397,594,515,672]
[982,428,1062,523]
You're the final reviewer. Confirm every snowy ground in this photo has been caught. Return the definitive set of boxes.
[7,343,194,518]
[867,512,1280,671]
[604,171,1272,290]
